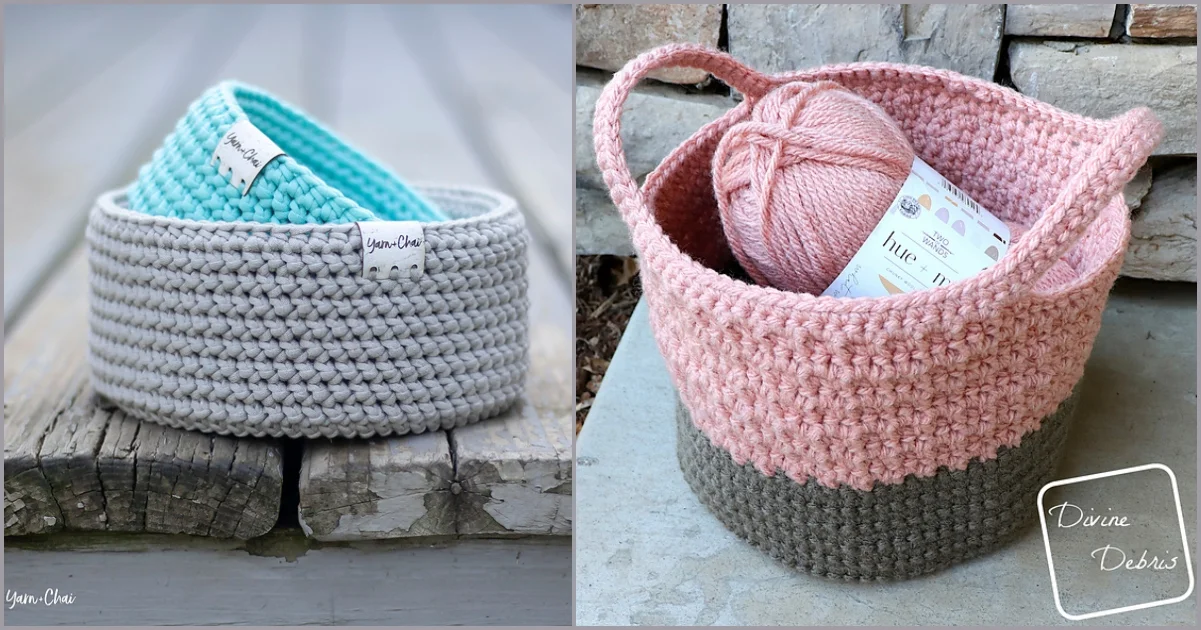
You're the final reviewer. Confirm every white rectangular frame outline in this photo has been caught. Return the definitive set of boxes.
[1037,463,1195,621]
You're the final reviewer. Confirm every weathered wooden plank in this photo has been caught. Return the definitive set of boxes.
[391,3,574,279]
[4,250,92,536]
[38,395,111,531]
[138,422,283,539]
[454,295,573,535]
[2,4,258,325]
[296,5,573,540]
[298,434,456,540]
[454,405,572,536]
[3,250,285,539]
[4,5,189,137]
[5,535,571,626]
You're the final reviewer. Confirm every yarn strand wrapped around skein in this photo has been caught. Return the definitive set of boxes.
[713,81,915,295]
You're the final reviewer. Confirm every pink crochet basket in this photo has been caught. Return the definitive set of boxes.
[593,45,1162,580]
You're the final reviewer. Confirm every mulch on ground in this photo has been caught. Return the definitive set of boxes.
[575,255,642,433]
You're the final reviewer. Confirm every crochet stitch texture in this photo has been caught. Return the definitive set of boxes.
[677,388,1079,580]
[89,187,529,439]
[89,83,530,439]
[592,45,1161,492]
[128,81,443,224]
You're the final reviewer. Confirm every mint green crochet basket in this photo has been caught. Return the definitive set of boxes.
[129,81,444,224]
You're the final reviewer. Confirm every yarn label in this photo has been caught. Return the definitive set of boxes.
[357,221,425,279]
[210,119,285,195]
[822,157,1011,298]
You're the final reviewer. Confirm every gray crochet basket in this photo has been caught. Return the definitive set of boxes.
[676,387,1080,581]
[87,184,529,439]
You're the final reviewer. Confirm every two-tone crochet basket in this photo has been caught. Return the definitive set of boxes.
[88,82,529,439]
[593,45,1162,580]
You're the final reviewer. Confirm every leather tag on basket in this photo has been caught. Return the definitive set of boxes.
[356,221,426,278]
[210,118,285,195]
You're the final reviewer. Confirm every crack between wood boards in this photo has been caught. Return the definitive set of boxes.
[230,440,279,539]
[275,438,304,531]
[386,6,572,291]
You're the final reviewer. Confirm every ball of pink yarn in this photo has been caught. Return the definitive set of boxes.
[711,80,1077,295]
[712,80,915,295]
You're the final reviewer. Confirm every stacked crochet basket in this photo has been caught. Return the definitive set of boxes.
[593,45,1161,580]
[88,82,530,439]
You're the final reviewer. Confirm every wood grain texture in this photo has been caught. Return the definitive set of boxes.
[296,5,572,541]
[4,252,284,539]
[5,535,571,626]
[6,4,572,544]
[298,433,456,540]
[411,4,574,278]
[1128,4,1198,38]
[1004,4,1117,37]
[455,307,573,535]
[2,4,265,325]
[454,404,573,535]
[3,5,189,137]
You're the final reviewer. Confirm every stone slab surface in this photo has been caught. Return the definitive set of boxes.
[1005,4,1117,37]
[1009,42,1197,156]
[575,287,1197,626]
[1124,161,1197,282]
[728,4,1004,81]
[575,78,731,255]
[574,4,722,85]
[1128,4,1198,38]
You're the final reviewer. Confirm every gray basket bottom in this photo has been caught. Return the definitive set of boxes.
[676,387,1080,581]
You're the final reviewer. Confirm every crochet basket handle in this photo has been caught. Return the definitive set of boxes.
[593,44,774,234]
[997,106,1162,298]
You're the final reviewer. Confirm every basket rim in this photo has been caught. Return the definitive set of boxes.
[94,183,522,235]
[640,120,1131,319]
[190,81,445,223]
[595,47,1152,324]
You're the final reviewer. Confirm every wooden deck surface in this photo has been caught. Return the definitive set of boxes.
[4,4,572,542]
